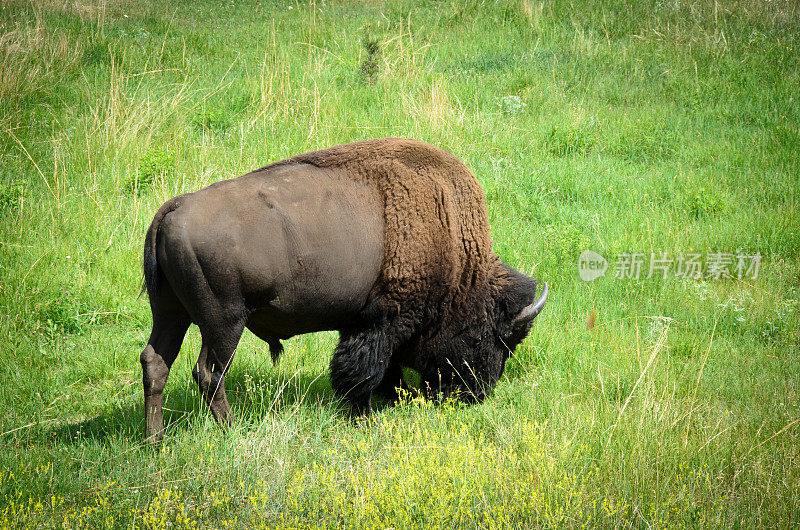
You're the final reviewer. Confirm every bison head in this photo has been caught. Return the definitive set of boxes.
[420,264,548,403]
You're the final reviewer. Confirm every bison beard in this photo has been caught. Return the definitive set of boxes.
[140,138,547,440]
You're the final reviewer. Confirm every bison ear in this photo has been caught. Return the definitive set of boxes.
[512,282,548,329]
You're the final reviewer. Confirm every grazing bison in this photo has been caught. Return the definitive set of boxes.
[140,138,547,439]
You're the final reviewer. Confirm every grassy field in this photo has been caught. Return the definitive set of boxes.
[1,0,798,526]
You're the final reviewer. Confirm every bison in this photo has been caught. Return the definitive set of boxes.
[140,138,547,439]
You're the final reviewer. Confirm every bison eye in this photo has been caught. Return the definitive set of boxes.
[501,324,533,356]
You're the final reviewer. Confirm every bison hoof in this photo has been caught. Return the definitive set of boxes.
[144,430,165,446]
[350,396,372,418]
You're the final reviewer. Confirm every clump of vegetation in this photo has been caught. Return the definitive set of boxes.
[0,180,26,210]
[82,40,112,67]
[190,90,252,134]
[612,119,680,163]
[360,35,381,85]
[125,147,177,195]
[544,107,597,156]
[36,289,87,335]
[191,102,231,134]
[542,223,590,260]
[498,94,527,114]
[687,183,725,218]
[38,302,79,336]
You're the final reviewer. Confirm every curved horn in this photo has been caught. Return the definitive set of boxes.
[512,282,548,328]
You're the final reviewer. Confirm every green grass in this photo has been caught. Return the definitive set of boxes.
[1,0,798,526]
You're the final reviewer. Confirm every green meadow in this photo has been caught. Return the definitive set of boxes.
[1,0,798,526]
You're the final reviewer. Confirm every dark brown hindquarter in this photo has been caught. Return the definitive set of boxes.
[173,163,385,342]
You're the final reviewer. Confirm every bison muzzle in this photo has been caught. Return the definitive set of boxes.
[140,138,547,440]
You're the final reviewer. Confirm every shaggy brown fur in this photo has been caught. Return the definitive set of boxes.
[288,140,499,316]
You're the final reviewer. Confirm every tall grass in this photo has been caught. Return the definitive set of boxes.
[1,0,798,527]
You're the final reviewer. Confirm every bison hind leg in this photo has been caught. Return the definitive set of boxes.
[141,296,191,442]
[193,320,246,427]
[330,327,397,416]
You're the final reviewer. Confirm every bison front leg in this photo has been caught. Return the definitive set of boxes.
[330,327,396,416]
[374,359,409,401]
[193,322,245,427]
[141,312,190,442]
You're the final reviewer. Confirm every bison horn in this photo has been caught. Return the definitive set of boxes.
[512,282,548,328]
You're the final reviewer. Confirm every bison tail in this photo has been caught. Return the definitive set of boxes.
[268,339,284,365]
[142,198,181,299]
